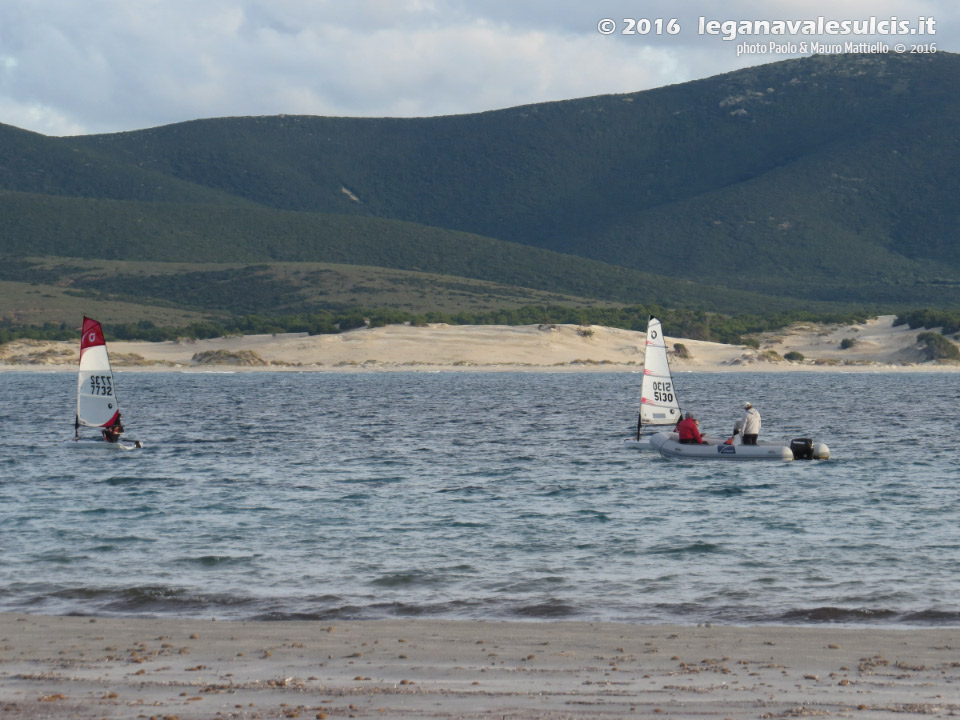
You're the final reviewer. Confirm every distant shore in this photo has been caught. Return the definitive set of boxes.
[2,613,958,720]
[2,315,957,372]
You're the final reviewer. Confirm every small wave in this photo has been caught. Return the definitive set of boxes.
[699,485,745,496]
[90,534,157,544]
[573,509,611,523]
[512,599,577,619]
[435,485,487,494]
[540,486,577,497]
[256,598,487,621]
[252,610,337,621]
[37,585,265,616]
[337,476,405,485]
[779,606,899,623]
[650,541,723,556]
[899,609,960,624]
[33,552,88,564]
[104,476,179,485]
[371,570,443,588]
[255,603,368,621]
[176,555,258,567]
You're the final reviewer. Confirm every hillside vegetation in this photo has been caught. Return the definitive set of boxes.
[1,52,958,327]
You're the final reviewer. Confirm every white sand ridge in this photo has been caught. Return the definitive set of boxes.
[1,315,957,372]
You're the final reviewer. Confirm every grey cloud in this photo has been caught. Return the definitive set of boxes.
[0,0,955,136]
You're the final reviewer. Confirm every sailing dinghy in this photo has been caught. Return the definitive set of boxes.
[622,317,685,450]
[622,317,827,459]
[67,317,142,450]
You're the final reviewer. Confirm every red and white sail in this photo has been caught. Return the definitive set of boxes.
[77,317,120,428]
[639,317,682,427]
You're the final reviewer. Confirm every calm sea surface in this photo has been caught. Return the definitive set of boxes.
[1,371,958,627]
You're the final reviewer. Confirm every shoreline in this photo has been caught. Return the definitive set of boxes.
[3,363,960,373]
[2,613,958,719]
[2,315,959,373]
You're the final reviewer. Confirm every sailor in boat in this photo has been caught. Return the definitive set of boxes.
[676,412,705,445]
[740,402,761,445]
[101,414,125,443]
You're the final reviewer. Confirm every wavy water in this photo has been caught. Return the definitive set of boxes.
[1,371,958,626]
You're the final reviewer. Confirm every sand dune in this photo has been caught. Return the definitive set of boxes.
[1,315,956,372]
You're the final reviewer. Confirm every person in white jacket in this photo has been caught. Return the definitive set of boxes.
[740,402,761,445]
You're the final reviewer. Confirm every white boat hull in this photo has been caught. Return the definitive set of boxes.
[649,432,829,461]
[64,438,143,451]
[623,432,677,450]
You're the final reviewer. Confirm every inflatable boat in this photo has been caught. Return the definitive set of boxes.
[649,432,830,461]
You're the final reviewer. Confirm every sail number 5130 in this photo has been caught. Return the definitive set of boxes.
[652,380,673,403]
[89,376,113,395]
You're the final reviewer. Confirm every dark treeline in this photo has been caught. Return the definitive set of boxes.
[915,331,960,360]
[894,309,960,335]
[1,305,876,346]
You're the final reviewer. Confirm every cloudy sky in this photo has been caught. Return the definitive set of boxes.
[0,0,955,136]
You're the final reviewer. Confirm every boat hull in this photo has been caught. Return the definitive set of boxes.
[64,438,143,451]
[623,432,677,450]
[650,432,828,461]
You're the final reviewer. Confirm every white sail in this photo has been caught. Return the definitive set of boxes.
[77,317,121,428]
[639,317,681,428]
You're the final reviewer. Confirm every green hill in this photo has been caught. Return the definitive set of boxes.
[0,123,248,205]
[1,52,958,318]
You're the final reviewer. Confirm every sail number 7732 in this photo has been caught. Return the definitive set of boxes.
[89,376,114,395]
[652,380,673,403]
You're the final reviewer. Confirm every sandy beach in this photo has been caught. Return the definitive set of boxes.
[4,316,959,717]
[1,315,957,372]
[1,613,957,719]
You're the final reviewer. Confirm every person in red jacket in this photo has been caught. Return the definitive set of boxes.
[676,412,704,444]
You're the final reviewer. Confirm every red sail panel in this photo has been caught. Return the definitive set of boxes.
[80,317,105,355]
[101,409,121,428]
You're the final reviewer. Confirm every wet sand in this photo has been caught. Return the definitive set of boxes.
[2,613,958,719]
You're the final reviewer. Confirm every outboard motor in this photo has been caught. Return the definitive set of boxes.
[790,438,815,460]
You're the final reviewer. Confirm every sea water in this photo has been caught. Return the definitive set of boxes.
[1,371,958,626]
